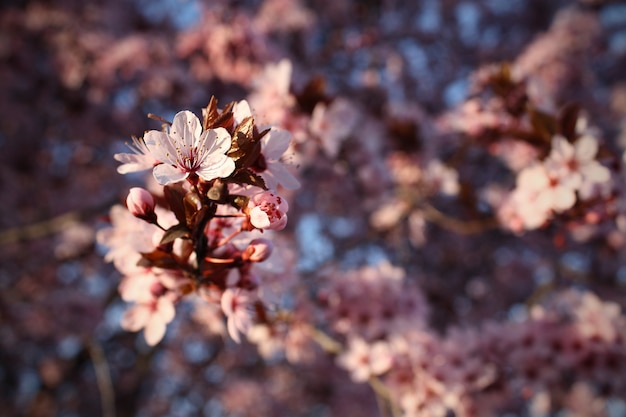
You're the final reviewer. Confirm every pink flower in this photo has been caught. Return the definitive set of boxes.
[220,288,255,343]
[144,110,235,185]
[248,191,289,230]
[336,337,393,382]
[309,98,360,158]
[121,296,176,346]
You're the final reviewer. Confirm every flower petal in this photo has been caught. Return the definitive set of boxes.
[144,316,167,346]
[204,127,232,154]
[575,135,598,162]
[233,100,253,125]
[144,130,177,164]
[262,129,291,159]
[196,155,236,181]
[121,304,150,332]
[153,163,188,185]
[581,163,610,183]
[155,297,176,323]
[170,110,202,146]
[114,153,154,174]
[250,207,271,229]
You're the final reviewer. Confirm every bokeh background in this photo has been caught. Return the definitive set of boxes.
[1,0,626,416]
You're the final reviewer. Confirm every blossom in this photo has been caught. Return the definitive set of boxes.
[544,134,610,192]
[121,296,176,346]
[309,98,360,158]
[336,337,393,382]
[143,110,236,185]
[248,191,289,230]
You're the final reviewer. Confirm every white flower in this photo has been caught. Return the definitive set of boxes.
[544,134,610,191]
[336,337,393,382]
[144,110,236,185]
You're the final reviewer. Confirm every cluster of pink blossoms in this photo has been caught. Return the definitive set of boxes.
[98,97,299,345]
[499,126,612,232]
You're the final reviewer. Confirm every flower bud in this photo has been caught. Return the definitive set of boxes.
[242,238,274,262]
[126,187,156,222]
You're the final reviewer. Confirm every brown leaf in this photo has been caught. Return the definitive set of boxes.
[230,168,267,190]
[138,249,180,269]
[160,223,191,245]
[558,103,581,142]
[529,107,557,143]
[164,184,188,224]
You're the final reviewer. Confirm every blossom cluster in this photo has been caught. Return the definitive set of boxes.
[98,97,299,345]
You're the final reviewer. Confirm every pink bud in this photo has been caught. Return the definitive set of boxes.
[242,238,274,262]
[126,187,156,221]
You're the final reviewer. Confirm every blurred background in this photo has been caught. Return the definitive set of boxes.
[1,0,626,416]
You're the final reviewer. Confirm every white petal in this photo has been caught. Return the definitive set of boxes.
[144,130,177,164]
[114,153,154,173]
[204,127,232,153]
[155,297,176,323]
[121,305,150,332]
[575,135,598,162]
[551,186,576,212]
[144,317,167,346]
[233,100,253,125]
[582,163,610,183]
[227,316,242,343]
[197,155,236,181]
[550,135,574,161]
[262,129,291,159]
[250,207,271,229]
[170,110,202,146]
[517,164,549,190]
[153,163,188,185]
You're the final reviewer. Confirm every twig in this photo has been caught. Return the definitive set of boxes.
[420,203,499,235]
[85,338,116,417]
[306,325,401,417]
[0,199,117,246]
